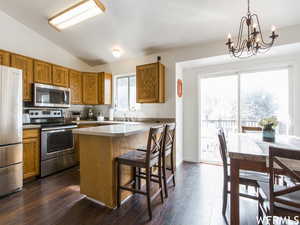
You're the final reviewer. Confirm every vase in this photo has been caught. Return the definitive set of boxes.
[263,128,275,142]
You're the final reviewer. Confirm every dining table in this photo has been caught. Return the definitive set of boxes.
[228,133,300,225]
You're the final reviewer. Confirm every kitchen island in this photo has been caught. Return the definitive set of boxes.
[72,124,155,208]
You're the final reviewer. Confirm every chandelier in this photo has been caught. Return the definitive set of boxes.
[226,0,278,58]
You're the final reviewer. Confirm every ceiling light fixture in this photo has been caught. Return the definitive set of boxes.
[112,48,122,58]
[226,0,278,58]
[49,0,106,31]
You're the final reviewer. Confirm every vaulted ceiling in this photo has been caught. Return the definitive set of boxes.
[0,0,299,65]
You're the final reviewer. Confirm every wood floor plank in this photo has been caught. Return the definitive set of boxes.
[0,163,258,225]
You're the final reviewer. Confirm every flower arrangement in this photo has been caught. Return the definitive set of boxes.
[259,116,278,130]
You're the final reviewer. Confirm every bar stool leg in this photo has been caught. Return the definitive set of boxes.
[132,167,137,189]
[117,161,121,208]
[158,159,164,203]
[162,156,168,198]
[138,168,141,190]
[146,168,152,220]
[170,152,176,186]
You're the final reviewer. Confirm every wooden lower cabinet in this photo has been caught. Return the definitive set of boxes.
[23,129,40,179]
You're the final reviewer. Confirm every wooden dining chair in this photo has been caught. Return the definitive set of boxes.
[258,146,300,225]
[136,123,176,198]
[241,126,262,133]
[218,128,269,217]
[116,125,165,220]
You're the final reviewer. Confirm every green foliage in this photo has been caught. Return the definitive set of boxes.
[259,116,279,129]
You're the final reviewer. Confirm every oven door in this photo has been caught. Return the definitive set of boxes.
[34,83,71,108]
[41,129,74,161]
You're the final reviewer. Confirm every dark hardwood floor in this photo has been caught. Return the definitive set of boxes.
[0,163,258,225]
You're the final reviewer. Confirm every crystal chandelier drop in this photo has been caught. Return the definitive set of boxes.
[226,0,279,58]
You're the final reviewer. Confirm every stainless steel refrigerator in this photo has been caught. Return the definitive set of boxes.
[0,65,23,197]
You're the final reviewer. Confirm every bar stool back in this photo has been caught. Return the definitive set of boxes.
[162,123,176,198]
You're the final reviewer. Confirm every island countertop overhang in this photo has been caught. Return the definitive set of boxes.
[72,123,160,137]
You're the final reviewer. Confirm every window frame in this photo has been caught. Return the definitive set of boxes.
[115,74,136,111]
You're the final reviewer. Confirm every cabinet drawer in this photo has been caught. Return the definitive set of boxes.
[23,129,40,139]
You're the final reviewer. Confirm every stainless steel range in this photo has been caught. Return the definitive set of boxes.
[28,109,78,177]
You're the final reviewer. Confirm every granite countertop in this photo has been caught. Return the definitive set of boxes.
[73,120,144,125]
[72,123,160,137]
[22,120,144,130]
[23,124,41,129]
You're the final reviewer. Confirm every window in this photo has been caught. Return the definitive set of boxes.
[115,75,137,111]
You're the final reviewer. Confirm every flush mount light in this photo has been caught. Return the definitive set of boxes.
[49,0,106,31]
[112,48,122,58]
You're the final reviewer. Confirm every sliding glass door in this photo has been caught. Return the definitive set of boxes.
[200,68,290,163]
[200,75,238,163]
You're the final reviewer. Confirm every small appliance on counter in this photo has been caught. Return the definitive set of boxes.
[23,113,30,124]
[97,111,104,121]
[0,66,23,197]
[87,108,95,120]
[70,111,81,121]
[27,109,78,177]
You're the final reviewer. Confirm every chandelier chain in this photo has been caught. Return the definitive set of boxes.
[248,0,250,14]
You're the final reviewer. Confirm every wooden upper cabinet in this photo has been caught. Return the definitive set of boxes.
[52,65,69,87]
[136,62,165,103]
[82,72,98,105]
[11,54,34,101]
[0,50,10,66]
[69,70,83,104]
[34,60,52,84]
[99,72,112,105]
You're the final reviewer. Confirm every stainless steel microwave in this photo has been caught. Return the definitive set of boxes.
[34,83,71,108]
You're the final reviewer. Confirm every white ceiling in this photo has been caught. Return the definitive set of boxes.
[0,0,299,66]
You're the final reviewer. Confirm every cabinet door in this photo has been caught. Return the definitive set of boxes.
[136,63,159,103]
[23,137,40,179]
[69,70,82,104]
[99,72,112,105]
[0,50,10,66]
[34,60,52,84]
[11,54,34,101]
[52,65,69,87]
[82,73,98,105]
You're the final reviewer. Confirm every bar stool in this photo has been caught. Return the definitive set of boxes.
[137,123,176,198]
[116,125,165,220]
